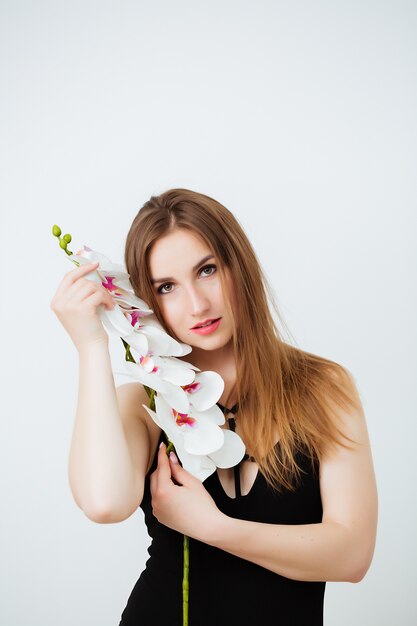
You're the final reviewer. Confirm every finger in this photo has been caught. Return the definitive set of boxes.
[53,261,99,302]
[57,277,101,310]
[70,278,113,308]
[56,262,99,297]
[149,468,165,497]
[156,442,174,485]
[67,261,100,283]
[169,451,192,486]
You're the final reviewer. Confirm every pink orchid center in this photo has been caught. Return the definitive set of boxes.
[173,409,196,427]
[101,276,123,297]
[139,354,158,373]
[128,310,145,328]
[182,381,201,394]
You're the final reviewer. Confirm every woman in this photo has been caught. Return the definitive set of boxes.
[51,188,378,626]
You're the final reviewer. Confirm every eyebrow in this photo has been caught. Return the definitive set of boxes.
[150,254,215,285]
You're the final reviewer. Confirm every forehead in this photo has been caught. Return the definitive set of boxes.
[148,229,212,274]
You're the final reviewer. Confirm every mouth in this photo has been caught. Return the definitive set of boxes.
[191,317,221,329]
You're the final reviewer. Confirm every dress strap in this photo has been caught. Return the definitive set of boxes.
[216,401,239,414]
[216,401,255,463]
[227,417,242,497]
[216,402,255,498]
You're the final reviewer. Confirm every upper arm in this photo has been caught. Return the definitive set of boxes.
[116,382,161,508]
[319,372,378,580]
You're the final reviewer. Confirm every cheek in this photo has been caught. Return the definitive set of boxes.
[211,279,225,301]
[157,298,181,329]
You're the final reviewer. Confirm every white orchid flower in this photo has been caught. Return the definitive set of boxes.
[121,353,197,414]
[68,246,191,358]
[182,370,225,412]
[143,394,246,482]
[125,315,192,358]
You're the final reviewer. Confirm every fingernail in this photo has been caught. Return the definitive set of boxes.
[169,452,178,463]
[159,442,165,449]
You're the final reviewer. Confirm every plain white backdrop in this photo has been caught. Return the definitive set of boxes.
[0,1,415,624]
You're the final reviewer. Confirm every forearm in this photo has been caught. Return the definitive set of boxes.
[68,341,138,519]
[207,515,367,583]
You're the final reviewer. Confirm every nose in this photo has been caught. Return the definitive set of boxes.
[186,283,210,318]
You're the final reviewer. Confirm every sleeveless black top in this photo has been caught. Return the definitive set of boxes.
[120,403,325,626]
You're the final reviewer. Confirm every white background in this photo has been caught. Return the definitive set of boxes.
[0,1,415,624]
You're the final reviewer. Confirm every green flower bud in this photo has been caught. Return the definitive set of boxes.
[59,238,68,250]
[63,233,72,243]
[52,225,61,237]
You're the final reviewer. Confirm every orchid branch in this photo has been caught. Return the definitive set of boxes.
[52,224,245,626]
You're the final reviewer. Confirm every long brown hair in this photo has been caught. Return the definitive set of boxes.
[124,188,361,492]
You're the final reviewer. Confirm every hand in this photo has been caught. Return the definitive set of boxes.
[50,261,115,353]
[150,442,225,543]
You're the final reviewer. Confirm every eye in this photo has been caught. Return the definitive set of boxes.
[157,282,173,295]
[200,264,217,277]
[156,264,217,295]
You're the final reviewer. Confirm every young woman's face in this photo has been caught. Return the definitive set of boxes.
[148,228,235,352]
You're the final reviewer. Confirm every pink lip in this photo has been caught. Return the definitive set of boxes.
[190,318,221,335]
[191,317,219,329]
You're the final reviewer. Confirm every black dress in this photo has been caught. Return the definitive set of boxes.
[119,403,325,626]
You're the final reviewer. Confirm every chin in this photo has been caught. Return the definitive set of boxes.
[187,335,233,352]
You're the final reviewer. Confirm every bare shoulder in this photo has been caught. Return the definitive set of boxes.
[116,382,162,477]
[326,365,368,448]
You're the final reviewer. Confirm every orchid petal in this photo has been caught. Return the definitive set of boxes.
[111,277,136,293]
[121,331,149,357]
[113,293,154,314]
[98,306,149,346]
[187,404,225,426]
[74,247,115,268]
[155,383,190,415]
[142,326,188,357]
[140,319,193,357]
[175,448,217,482]
[159,364,196,386]
[153,396,190,442]
[122,361,169,394]
[207,429,246,467]
[185,371,224,411]
[142,404,167,432]
[183,419,225,455]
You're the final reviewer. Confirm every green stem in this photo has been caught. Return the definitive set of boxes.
[183,534,189,625]
[120,337,136,364]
